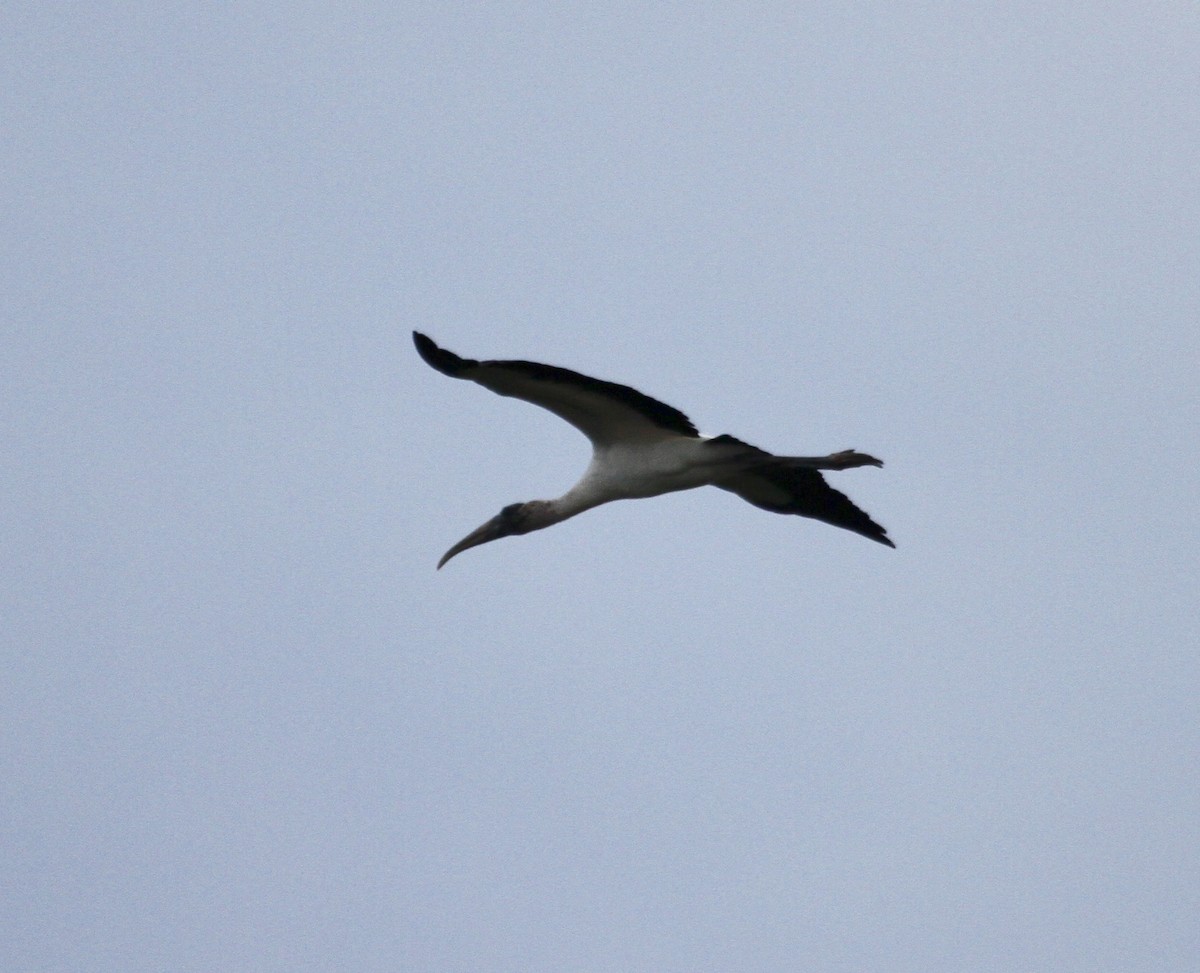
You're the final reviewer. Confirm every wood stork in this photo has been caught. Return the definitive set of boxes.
[415,332,894,567]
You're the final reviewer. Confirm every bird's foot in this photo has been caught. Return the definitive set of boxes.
[828,449,884,469]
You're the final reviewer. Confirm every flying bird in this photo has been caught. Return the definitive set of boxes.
[414,332,893,567]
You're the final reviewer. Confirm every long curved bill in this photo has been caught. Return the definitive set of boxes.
[437,514,508,569]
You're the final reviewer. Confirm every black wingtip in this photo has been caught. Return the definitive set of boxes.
[852,521,894,548]
[413,332,473,376]
[858,517,894,548]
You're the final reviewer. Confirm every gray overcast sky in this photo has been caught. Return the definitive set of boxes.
[4,4,1198,971]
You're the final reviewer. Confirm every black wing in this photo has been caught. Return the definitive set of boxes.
[413,332,698,444]
[711,437,894,547]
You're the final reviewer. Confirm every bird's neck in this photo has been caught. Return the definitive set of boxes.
[538,485,609,526]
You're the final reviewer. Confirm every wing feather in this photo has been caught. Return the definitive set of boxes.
[711,437,894,547]
[413,332,698,444]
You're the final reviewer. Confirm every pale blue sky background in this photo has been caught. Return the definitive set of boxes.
[4,4,1198,971]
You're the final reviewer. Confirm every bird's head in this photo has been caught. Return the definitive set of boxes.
[437,501,550,569]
